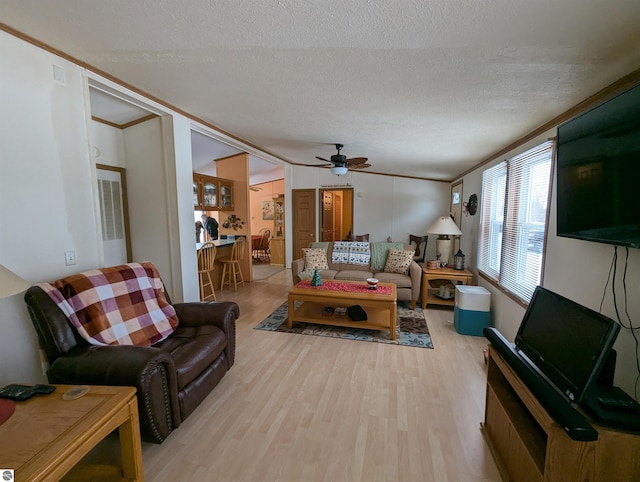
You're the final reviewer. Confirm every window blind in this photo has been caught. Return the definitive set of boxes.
[477,140,553,304]
[478,161,506,281]
[501,141,553,302]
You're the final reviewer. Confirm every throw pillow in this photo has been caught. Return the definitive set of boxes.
[302,248,329,270]
[383,249,415,275]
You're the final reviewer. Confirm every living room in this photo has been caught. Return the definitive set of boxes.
[1,3,640,480]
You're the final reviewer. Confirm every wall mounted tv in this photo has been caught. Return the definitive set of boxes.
[556,82,640,249]
[515,286,620,404]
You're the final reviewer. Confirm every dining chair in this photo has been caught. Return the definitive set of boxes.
[197,242,217,301]
[256,229,271,262]
[409,234,428,263]
[350,233,370,241]
[219,237,246,291]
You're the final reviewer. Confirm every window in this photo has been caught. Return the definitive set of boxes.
[478,140,553,303]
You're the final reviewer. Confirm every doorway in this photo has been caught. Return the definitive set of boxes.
[292,189,316,260]
[97,164,132,265]
[319,188,353,242]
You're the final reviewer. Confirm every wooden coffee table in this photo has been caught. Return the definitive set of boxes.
[288,280,398,339]
[0,384,143,481]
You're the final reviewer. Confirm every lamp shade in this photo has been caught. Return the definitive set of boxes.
[330,165,348,176]
[0,265,30,299]
[426,216,462,236]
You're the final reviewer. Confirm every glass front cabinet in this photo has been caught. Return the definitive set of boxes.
[193,174,233,211]
[271,196,285,266]
[219,180,233,209]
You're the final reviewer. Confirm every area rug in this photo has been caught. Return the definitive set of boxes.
[254,303,433,349]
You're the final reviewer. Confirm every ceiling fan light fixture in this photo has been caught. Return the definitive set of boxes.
[330,165,348,176]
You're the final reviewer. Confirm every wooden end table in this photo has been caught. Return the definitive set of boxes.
[421,266,473,309]
[0,384,144,481]
[288,280,398,340]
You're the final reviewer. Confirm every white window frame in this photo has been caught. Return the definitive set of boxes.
[478,140,554,304]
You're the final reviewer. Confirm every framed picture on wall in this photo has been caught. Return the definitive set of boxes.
[450,180,463,229]
[262,201,274,220]
[451,180,463,254]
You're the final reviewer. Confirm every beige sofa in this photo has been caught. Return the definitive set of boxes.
[291,242,422,309]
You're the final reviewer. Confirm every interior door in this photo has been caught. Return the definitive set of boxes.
[334,192,343,240]
[292,189,316,260]
[322,191,334,241]
[319,188,354,242]
[96,164,132,265]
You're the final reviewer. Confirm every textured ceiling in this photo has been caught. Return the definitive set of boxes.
[2,0,640,180]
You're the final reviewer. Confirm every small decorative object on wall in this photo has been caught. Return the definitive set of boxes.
[451,180,463,229]
[262,201,274,220]
[464,194,478,216]
[222,214,244,230]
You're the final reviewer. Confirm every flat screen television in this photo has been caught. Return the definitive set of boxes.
[515,286,620,404]
[556,82,640,249]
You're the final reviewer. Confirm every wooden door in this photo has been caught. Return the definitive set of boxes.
[335,192,343,240]
[292,189,316,260]
[322,191,334,241]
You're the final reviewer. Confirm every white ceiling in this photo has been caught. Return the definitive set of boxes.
[3,0,640,180]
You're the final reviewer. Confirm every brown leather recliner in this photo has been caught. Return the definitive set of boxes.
[24,286,238,444]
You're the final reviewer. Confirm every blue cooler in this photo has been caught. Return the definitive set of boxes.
[454,285,491,336]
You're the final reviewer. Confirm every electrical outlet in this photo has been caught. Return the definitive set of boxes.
[65,250,76,266]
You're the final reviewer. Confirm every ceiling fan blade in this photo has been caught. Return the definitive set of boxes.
[346,157,368,165]
[350,163,372,169]
[315,156,332,163]
[297,162,332,168]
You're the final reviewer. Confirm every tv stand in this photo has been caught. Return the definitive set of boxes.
[483,347,640,481]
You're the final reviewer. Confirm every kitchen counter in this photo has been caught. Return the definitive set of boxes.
[196,237,241,249]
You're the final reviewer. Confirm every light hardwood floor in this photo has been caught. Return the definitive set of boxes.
[139,270,500,481]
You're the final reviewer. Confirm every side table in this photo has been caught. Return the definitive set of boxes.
[0,384,144,481]
[421,266,473,309]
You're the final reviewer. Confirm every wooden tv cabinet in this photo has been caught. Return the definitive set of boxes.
[483,347,640,482]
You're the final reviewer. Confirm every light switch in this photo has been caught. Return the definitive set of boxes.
[65,250,76,266]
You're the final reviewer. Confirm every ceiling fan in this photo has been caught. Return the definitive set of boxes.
[311,144,371,176]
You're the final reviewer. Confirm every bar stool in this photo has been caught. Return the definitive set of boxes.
[219,237,246,291]
[197,242,217,301]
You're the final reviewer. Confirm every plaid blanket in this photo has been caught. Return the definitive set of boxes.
[39,262,178,347]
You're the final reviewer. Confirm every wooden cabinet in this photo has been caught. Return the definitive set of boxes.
[271,196,285,266]
[219,179,233,209]
[484,348,640,482]
[193,174,234,211]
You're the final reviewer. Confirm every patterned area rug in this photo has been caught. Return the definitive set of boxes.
[254,303,433,349]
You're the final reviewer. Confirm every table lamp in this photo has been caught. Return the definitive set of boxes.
[426,216,462,267]
[0,264,30,299]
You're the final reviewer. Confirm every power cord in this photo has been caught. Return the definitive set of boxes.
[600,246,640,399]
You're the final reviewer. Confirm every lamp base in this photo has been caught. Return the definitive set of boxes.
[435,237,452,267]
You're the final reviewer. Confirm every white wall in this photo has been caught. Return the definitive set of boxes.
[545,183,640,394]
[1,31,101,384]
[458,130,640,398]
[91,117,199,302]
[0,32,198,385]
[92,121,126,169]
[123,118,176,294]
[290,166,451,256]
